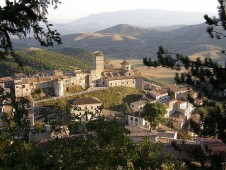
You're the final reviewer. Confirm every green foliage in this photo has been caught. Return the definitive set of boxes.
[134,139,181,169]
[0,87,180,169]
[190,103,226,142]
[141,102,167,129]
[0,0,61,64]
[178,131,193,140]
[55,47,94,67]
[81,87,141,110]
[0,49,93,77]
[65,85,83,94]
[122,102,131,115]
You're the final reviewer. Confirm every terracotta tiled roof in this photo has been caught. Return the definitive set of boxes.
[72,97,101,105]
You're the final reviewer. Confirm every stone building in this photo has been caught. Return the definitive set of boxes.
[11,51,143,98]
[70,97,102,121]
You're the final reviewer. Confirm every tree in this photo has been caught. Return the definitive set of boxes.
[122,102,131,115]
[141,102,167,129]
[143,0,226,142]
[143,0,226,102]
[195,103,226,142]
[134,139,181,169]
[0,0,62,65]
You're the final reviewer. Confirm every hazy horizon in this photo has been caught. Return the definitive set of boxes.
[0,0,219,23]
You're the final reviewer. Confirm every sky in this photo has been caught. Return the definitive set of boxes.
[47,0,219,22]
[0,0,219,22]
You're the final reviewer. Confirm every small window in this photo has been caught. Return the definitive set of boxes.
[135,118,138,122]
[91,106,93,109]
[22,85,25,88]
[130,117,133,121]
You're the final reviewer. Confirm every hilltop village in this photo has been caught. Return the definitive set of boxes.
[1,51,226,167]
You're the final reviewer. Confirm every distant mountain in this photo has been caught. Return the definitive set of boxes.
[11,21,226,63]
[59,32,144,55]
[57,23,226,60]
[96,24,155,37]
[70,9,216,27]
[153,25,186,32]
[51,22,105,35]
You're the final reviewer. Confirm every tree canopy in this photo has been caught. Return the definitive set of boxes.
[141,102,167,129]
[0,0,62,65]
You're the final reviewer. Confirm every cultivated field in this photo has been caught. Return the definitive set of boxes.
[107,59,186,84]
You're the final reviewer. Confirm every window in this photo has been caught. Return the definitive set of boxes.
[91,106,93,109]
[16,86,18,88]
[130,117,133,121]
[135,118,138,122]
[22,85,25,88]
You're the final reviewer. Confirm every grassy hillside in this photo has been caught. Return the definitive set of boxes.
[79,87,142,109]
[0,48,93,77]
[38,87,143,111]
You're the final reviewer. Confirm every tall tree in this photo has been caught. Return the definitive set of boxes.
[122,102,131,115]
[0,0,62,65]
[141,102,167,129]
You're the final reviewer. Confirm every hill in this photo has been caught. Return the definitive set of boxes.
[0,48,93,77]
[57,23,226,61]
[96,24,154,37]
[11,22,226,63]
[59,32,144,55]
[70,9,215,28]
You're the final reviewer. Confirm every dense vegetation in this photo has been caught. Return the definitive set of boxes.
[54,47,94,66]
[0,48,93,77]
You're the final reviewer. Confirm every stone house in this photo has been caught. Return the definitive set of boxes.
[127,112,151,130]
[146,90,170,103]
[70,97,102,121]
[130,100,148,113]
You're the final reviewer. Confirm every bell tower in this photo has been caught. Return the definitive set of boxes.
[94,51,104,71]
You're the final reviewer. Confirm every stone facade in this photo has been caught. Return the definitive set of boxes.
[10,51,143,98]
[70,97,102,121]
